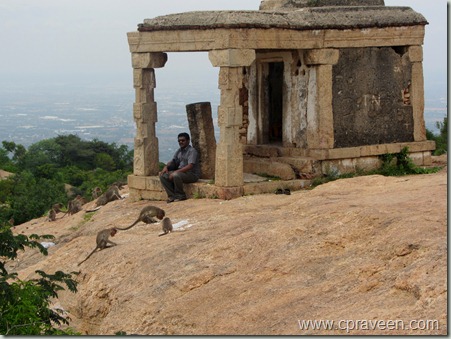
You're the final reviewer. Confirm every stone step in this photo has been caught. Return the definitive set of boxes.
[244,144,309,158]
[243,156,321,180]
[128,174,313,201]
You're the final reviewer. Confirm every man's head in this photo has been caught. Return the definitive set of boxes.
[177,132,190,149]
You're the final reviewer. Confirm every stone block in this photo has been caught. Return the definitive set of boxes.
[133,102,157,121]
[423,151,432,166]
[327,147,361,160]
[216,186,243,200]
[216,142,243,158]
[128,175,147,190]
[308,149,328,160]
[385,143,403,154]
[304,49,339,65]
[133,138,160,176]
[360,144,388,157]
[217,106,243,127]
[245,145,280,158]
[215,142,244,186]
[408,45,423,62]
[243,158,296,180]
[132,52,168,69]
[133,69,142,88]
[128,188,142,202]
[145,176,164,191]
[215,159,244,187]
[277,157,318,174]
[409,152,424,166]
[209,49,256,67]
[411,62,426,141]
[400,141,435,153]
[218,67,242,90]
[322,159,357,175]
[140,190,166,201]
[355,156,381,171]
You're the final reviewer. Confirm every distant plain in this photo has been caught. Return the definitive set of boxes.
[0,74,446,163]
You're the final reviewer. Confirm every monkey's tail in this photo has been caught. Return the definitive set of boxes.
[85,206,102,213]
[77,248,97,266]
[158,232,170,237]
[116,219,139,231]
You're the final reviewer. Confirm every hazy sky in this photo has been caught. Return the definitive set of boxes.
[0,0,447,88]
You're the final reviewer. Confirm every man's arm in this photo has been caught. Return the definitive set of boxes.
[174,163,193,173]
[159,157,178,175]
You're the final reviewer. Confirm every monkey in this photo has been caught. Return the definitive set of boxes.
[52,202,65,214]
[48,208,57,222]
[158,217,173,236]
[77,195,88,206]
[61,201,72,218]
[91,187,103,200]
[116,205,165,231]
[62,196,85,218]
[96,185,122,207]
[78,228,118,266]
[112,181,126,190]
[69,199,83,215]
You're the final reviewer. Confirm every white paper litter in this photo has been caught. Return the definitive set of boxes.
[172,219,193,231]
[40,242,55,248]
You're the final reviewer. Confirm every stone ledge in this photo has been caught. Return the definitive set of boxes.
[322,150,433,175]
[245,141,435,161]
[311,140,435,160]
[128,174,312,202]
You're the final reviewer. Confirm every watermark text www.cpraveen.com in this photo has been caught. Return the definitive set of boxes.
[297,319,440,333]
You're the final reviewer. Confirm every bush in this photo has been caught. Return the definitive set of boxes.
[0,225,80,335]
[427,116,447,155]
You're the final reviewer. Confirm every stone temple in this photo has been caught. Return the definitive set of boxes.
[126,0,435,201]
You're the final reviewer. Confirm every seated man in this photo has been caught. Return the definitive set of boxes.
[159,132,201,203]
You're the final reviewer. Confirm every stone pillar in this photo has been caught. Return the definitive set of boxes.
[131,52,167,176]
[304,49,339,149]
[186,102,217,179]
[209,49,256,187]
[408,45,426,141]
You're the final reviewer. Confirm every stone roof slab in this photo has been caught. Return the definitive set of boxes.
[138,6,427,32]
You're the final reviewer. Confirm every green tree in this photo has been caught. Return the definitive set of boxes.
[12,145,26,163]
[9,171,66,225]
[1,136,133,224]
[53,134,94,169]
[427,116,448,155]
[17,139,62,174]
[0,141,21,172]
[0,225,79,335]
[116,144,134,171]
[59,165,89,187]
[95,153,116,171]
[0,148,10,168]
[1,141,16,153]
[435,116,448,155]
[78,168,128,198]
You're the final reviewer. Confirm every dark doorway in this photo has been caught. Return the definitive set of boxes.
[267,62,284,143]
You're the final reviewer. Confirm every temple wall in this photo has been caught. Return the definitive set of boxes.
[332,47,414,148]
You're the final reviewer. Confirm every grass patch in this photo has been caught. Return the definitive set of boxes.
[83,212,96,222]
[193,191,206,199]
